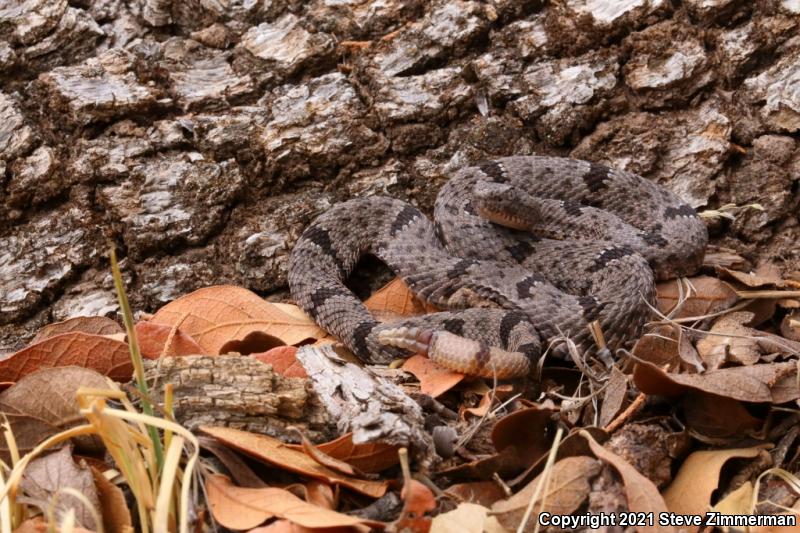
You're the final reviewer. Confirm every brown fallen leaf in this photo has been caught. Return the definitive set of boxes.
[581,431,675,533]
[401,355,465,398]
[135,321,207,358]
[200,426,387,498]
[491,456,602,532]
[205,474,382,531]
[632,327,682,368]
[0,367,111,458]
[289,427,366,478]
[781,311,800,342]
[394,479,436,533]
[149,286,326,355]
[491,404,558,468]
[717,263,793,289]
[662,447,765,523]
[198,436,267,488]
[633,360,798,403]
[365,277,439,321]
[0,332,134,382]
[429,503,489,533]
[252,346,308,378]
[656,276,739,319]
[91,467,133,533]
[696,312,763,369]
[599,366,628,428]
[682,391,761,441]
[32,316,123,343]
[287,432,399,474]
[20,446,101,531]
[444,481,508,508]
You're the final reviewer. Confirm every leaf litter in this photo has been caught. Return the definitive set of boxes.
[4,264,800,531]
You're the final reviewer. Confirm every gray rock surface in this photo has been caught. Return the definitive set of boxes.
[1,0,800,349]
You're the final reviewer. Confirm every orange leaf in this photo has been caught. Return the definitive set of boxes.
[252,346,307,378]
[402,355,465,397]
[200,426,387,498]
[135,321,207,358]
[149,286,326,354]
[394,479,435,532]
[32,316,123,343]
[656,276,739,319]
[287,432,399,474]
[205,474,382,530]
[0,332,134,382]
[365,278,439,320]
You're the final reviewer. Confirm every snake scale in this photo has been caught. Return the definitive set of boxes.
[288,156,708,378]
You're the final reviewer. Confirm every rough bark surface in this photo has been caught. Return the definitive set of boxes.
[2,0,800,352]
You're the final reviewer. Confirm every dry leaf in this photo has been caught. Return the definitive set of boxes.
[430,503,488,533]
[200,426,387,498]
[205,474,381,530]
[91,467,133,533]
[20,446,101,531]
[696,312,763,369]
[198,436,267,488]
[0,332,134,382]
[365,277,439,321]
[287,432,399,474]
[781,312,800,342]
[402,355,465,397]
[633,360,797,403]
[632,327,682,368]
[718,263,790,288]
[682,391,761,440]
[32,316,122,343]
[491,456,601,532]
[657,276,739,319]
[135,321,207,358]
[599,366,628,428]
[444,482,507,508]
[252,346,308,378]
[711,481,753,516]
[491,404,558,468]
[0,367,111,458]
[291,427,365,478]
[394,479,436,533]
[663,447,764,519]
[581,431,675,533]
[150,286,326,354]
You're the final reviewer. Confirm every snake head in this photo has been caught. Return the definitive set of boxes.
[472,181,542,231]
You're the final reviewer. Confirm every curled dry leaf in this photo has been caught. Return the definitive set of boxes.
[581,431,674,533]
[0,367,112,458]
[287,432,399,474]
[91,467,133,533]
[200,426,388,498]
[0,332,134,382]
[289,426,367,478]
[443,481,508,508]
[696,312,763,369]
[149,285,326,355]
[656,276,739,320]
[491,404,558,468]
[205,474,382,531]
[365,277,440,321]
[252,346,308,378]
[401,355,465,397]
[663,447,764,521]
[135,321,207,358]
[491,456,602,533]
[633,360,798,403]
[20,446,101,531]
[32,316,123,343]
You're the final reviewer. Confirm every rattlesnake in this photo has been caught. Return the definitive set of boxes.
[288,156,707,378]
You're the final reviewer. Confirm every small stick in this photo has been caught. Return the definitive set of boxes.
[603,392,646,434]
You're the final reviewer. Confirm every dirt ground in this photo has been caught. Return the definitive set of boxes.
[1,0,799,352]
